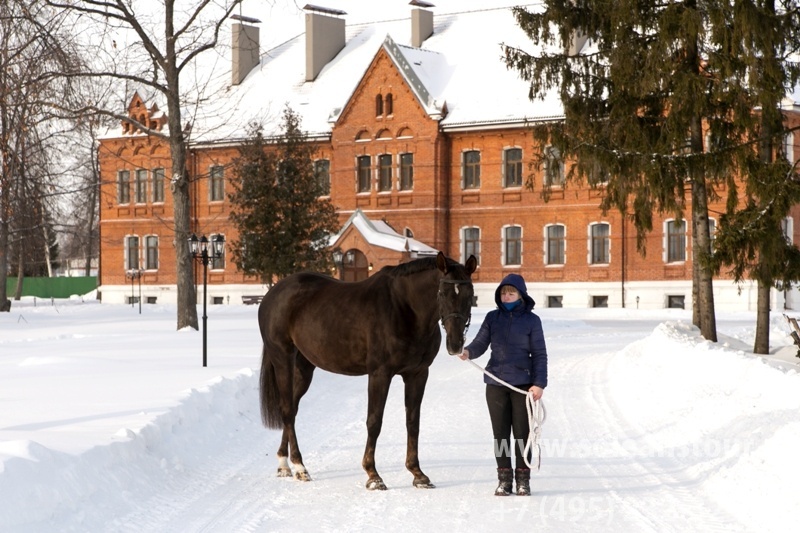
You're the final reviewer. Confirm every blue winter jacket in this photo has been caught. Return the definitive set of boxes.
[465,274,548,388]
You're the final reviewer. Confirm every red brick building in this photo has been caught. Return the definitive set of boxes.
[97,3,800,310]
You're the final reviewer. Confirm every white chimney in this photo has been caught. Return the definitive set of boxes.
[304,5,347,82]
[568,30,588,56]
[410,1,434,47]
[231,16,261,85]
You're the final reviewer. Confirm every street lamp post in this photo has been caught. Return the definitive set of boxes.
[126,269,143,314]
[332,249,343,280]
[189,233,225,367]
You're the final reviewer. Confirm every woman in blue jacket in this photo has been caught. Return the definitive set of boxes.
[459,273,548,496]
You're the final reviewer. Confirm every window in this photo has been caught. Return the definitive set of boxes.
[126,236,139,270]
[464,227,480,264]
[212,296,225,305]
[135,169,148,203]
[145,236,159,270]
[667,220,686,262]
[708,218,717,250]
[782,217,793,244]
[210,165,225,201]
[546,224,565,265]
[504,148,523,188]
[544,146,565,187]
[376,94,383,117]
[153,168,165,203]
[400,153,413,191]
[378,154,392,191]
[385,93,393,115]
[463,150,481,189]
[504,226,522,265]
[210,233,225,270]
[590,223,610,264]
[357,156,371,193]
[668,295,685,309]
[118,170,130,204]
[589,161,609,187]
[786,132,795,165]
[547,296,563,308]
[315,159,331,195]
[592,295,609,308]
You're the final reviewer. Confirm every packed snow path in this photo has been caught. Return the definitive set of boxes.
[2,306,797,532]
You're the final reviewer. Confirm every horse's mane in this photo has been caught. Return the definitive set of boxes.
[380,255,459,279]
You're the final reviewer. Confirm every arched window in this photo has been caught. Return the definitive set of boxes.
[590,223,610,264]
[665,220,685,263]
[545,224,565,265]
[385,93,393,115]
[463,227,480,264]
[376,94,383,117]
[503,226,522,266]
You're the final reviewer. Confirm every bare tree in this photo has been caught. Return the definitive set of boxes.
[0,0,78,310]
[40,0,246,329]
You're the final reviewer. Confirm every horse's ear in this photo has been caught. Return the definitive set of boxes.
[465,255,478,275]
[436,251,448,273]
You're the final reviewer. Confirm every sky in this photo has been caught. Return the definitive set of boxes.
[1,296,799,532]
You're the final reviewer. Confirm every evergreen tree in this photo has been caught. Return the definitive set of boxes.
[228,107,340,285]
[502,0,774,341]
[710,0,800,353]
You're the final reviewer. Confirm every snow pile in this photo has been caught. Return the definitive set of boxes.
[610,320,800,531]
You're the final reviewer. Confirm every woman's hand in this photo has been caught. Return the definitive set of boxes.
[458,348,470,361]
[528,385,544,401]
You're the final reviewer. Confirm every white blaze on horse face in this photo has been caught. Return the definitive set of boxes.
[454,285,460,295]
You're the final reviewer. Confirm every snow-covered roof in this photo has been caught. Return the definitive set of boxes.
[330,208,438,255]
[176,1,562,144]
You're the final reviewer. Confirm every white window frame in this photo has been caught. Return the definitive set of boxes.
[544,224,566,265]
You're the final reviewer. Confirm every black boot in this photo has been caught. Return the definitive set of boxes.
[515,467,531,496]
[494,467,513,496]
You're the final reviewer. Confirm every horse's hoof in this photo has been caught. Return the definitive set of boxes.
[413,479,435,489]
[276,467,293,478]
[295,471,312,482]
[366,478,387,491]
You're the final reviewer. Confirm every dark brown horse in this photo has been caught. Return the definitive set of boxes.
[258,251,477,490]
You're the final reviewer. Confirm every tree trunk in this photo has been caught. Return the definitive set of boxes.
[84,141,99,277]
[0,213,8,310]
[692,176,717,342]
[14,244,24,300]
[163,9,198,331]
[754,280,771,354]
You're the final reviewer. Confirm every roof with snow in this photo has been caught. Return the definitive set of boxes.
[168,1,564,144]
[330,209,439,256]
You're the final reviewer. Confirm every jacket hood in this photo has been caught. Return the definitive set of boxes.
[494,273,535,311]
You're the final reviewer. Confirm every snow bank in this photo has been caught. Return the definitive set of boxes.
[609,320,800,531]
[0,370,258,530]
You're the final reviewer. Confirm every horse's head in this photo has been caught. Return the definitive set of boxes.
[436,252,478,355]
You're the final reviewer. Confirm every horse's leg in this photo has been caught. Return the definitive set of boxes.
[271,343,299,479]
[363,371,392,490]
[403,368,434,488]
[287,353,316,481]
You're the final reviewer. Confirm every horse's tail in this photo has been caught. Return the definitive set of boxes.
[259,343,284,429]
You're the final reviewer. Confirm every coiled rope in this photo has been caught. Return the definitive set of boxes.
[465,359,546,471]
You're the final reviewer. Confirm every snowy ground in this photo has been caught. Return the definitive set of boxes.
[1,297,799,532]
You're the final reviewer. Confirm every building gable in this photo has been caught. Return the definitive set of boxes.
[333,35,445,134]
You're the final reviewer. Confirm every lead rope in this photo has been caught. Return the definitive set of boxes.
[465,359,546,471]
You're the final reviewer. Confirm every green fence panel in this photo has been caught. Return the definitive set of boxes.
[5,277,98,299]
